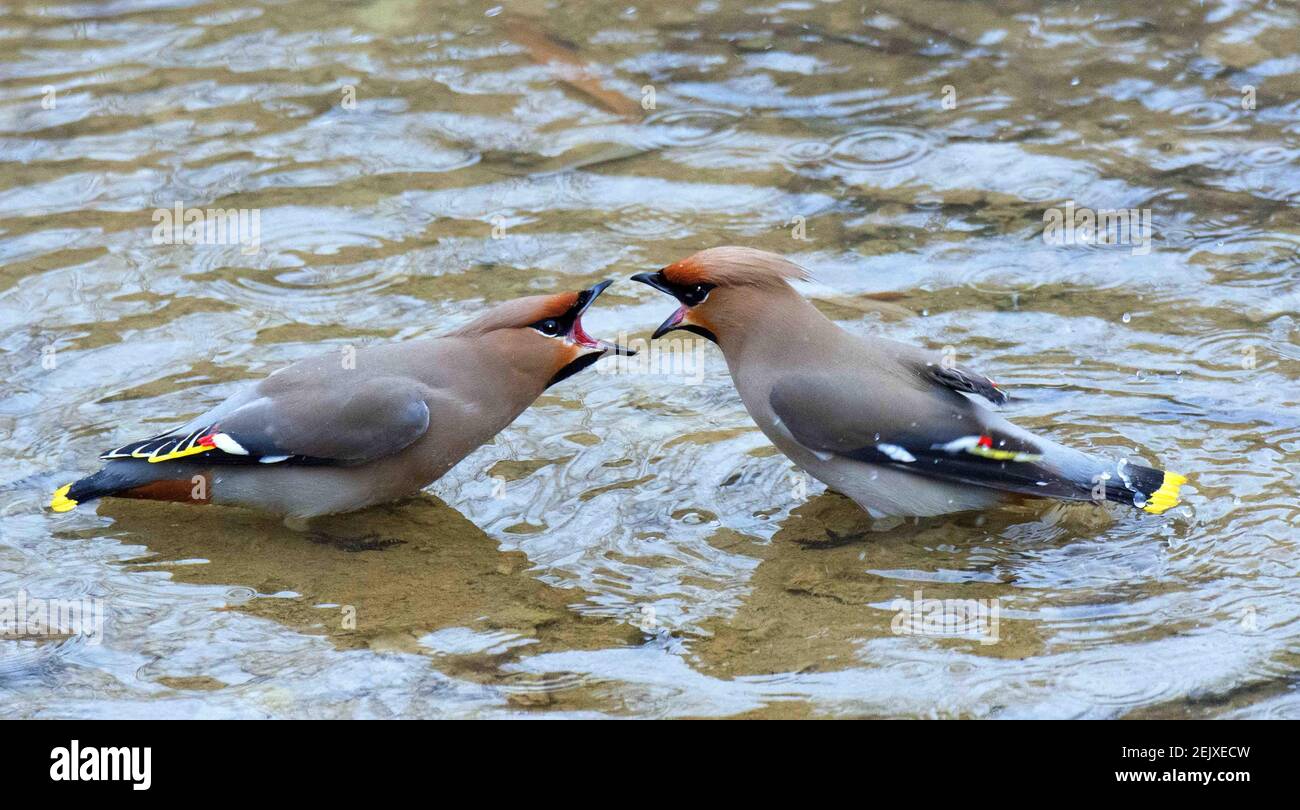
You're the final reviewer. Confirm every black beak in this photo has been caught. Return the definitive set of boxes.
[630,271,676,296]
[651,307,688,340]
[574,279,613,315]
[571,279,636,356]
[632,270,692,340]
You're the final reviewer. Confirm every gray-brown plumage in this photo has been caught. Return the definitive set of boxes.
[632,247,1185,517]
[51,282,632,519]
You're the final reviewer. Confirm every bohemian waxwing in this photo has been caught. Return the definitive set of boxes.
[633,247,1186,517]
[50,282,632,519]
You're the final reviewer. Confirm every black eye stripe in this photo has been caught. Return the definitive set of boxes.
[529,317,566,336]
[678,282,714,305]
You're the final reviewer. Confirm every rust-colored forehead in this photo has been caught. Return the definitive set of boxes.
[515,291,578,322]
[451,290,582,338]
[661,256,709,285]
[658,247,810,289]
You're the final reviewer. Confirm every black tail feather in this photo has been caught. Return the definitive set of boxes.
[50,463,165,512]
[1102,463,1187,514]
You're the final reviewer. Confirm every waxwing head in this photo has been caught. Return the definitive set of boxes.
[631,247,811,345]
[453,280,635,387]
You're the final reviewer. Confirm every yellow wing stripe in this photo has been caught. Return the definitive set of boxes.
[50,484,77,512]
[104,425,214,461]
[967,446,1043,462]
[146,444,215,463]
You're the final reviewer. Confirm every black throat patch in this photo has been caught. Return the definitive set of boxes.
[547,352,603,388]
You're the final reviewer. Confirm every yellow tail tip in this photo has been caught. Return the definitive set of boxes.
[49,484,77,512]
[1141,471,1187,515]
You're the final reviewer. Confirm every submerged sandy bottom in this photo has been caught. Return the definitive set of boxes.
[1,0,1297,718]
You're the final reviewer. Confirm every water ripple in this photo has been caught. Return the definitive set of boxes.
[828,126,936,172]
[637,107,743,150]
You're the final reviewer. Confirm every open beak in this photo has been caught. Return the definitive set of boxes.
[631,271,690,339]
[630,271,674,296]
[650,306,688,340]
[570,280,636,356]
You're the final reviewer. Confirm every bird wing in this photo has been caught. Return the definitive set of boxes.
[873,336,1009,405]
[921,361,1008,405]
[100,376,433,467]
[768,372,1092,501]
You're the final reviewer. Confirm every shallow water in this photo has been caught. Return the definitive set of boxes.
[1,0,1297,718]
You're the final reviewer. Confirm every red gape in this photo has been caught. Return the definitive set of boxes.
[571,317,599,348]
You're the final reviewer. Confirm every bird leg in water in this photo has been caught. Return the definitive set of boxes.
[308,533,405,553]
[283,514,404,552]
